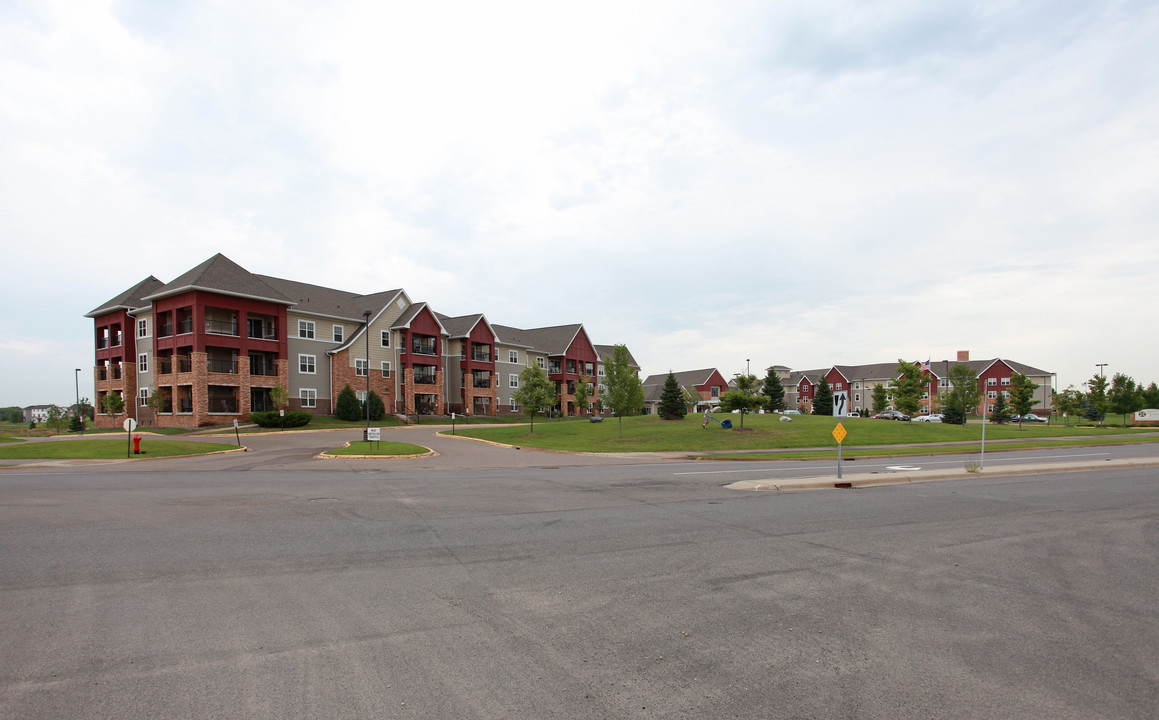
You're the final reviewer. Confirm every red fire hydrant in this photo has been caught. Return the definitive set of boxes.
[133,435,142,454]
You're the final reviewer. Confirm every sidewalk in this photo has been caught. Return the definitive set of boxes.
[726,456,1159,492]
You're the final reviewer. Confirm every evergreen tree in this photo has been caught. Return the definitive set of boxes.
[812,377,834,416]
[762,367,785,412]
[366,390,386,421]
[872,384,889,414]
[988,393,1013,424]
[658,372,687,420]
[335,384,362,421]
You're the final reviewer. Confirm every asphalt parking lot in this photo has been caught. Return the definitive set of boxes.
[2,429,1158,718]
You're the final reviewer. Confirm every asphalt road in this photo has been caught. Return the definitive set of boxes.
[2,431,1158,718]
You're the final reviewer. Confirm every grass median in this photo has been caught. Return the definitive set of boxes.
[0,438,238,459]
[322,441,430,456]
[449,413,1159,454]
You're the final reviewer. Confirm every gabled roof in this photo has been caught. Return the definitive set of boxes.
[142,254,293,306]
[85,276,166,317]
[642,369,723,388]
[258,275,403,321]
[516,324,585,356]
[392,302,448,334]
[437,313,495,340]
[594,344,641,369]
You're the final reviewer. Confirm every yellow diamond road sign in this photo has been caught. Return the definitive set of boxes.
[832,422,847,444]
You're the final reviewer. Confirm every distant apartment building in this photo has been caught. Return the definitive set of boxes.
[641,369,730,414]
[85,254,636,428]
[777,351,1054,416]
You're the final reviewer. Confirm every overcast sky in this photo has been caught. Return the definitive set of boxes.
[3,0,1157,408]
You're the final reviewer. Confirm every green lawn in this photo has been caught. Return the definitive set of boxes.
[0,438,238,459]
[705,434,1159,460]
[449,413,1159,453]
[323,440,431,456]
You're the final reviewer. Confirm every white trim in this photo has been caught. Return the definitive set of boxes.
[332,324,344,343]
[300,388,317,407]
[298,320,316,339]
[299,354,316,374]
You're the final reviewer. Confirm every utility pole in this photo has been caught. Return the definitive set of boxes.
[74,368,83,436]
[364,310,372,433]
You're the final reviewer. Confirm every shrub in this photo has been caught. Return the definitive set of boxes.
[366,390,386,421]
[335,384,362,421]
[250,411,312,428]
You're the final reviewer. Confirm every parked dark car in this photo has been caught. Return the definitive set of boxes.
[1019,413,1048,423]
[872,410,911,421]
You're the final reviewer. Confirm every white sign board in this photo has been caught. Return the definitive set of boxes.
[1135,409,1159,422]
[366,427,381,441]
[832,391,849,417]
[122,418,137,432]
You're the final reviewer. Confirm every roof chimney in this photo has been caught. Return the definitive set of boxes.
[957,350,970,362]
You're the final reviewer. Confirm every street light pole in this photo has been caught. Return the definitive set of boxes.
[364,310,372,433]
[75,368,83,436]
[1096,363,1107,378]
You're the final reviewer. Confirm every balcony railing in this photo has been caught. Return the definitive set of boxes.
[471,350,491,362]
[205,319,239,336]
[549,364,562,375]
[206,359,238,374]
[111,366,122,380]
[411,340,437,356]
[97,368,107,381]
[96,338,108,349]
[473,374,491,389]
[158,323,173,337]
[176,356,192,373]
[413,371,437,385]
[177,319,193,334]
[157,359,172,375]
[250,362,277,377]
[208,397,238,413]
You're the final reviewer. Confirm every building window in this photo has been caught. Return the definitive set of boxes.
[510,374,519,389]
[536,357,545,369]
[940,378,950,388]
[355,359,367,377]
[299,354,316,374]
[1001,377,1011,386]
[380,330,390,348]
[138,353,148,373]
[137,319,148,338]
[298,320,315,339]
[710,386,720,398]
[853,382,861,390]
[835,383,843,390]
[598,366,605,377]
[854,393,861,402]
[987,377,997,386]
[300,389,316,407]
[356,390,366,403]
[508,349,519,364]
[585,362,594,376]
[138,388,149,406]
[381,361,391,378]
[988,390,997,399]
[510,398,518,411]
[333,325,344,343]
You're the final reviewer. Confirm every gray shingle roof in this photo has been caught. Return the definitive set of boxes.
[642,369,721,388]
[85,276,167,317]
[143,254,293,305]
[258,274,402,321]
[594,344,640,369]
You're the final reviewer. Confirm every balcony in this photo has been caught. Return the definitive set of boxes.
[250,361,278,377]
[413,370,437,385]
[205,319,239,336]
[111,366,122,380]
[176,356,192,373]
[206,359,238,374]
[158,323,173,338]
[411,339,437,356]
[157,358,172,375]
[96,338,108,349]
[471,350,491,362]
[208,397,238,413]
[247,318,277,340]
[549,363,562,375]
[177,319,193,334]
[472,372,492,389]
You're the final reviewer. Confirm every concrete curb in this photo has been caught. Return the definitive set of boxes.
[316,441,437,460]
[726,457,1159,492]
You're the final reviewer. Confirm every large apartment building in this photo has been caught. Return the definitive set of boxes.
[85,254,636,428]
[778,351,1054,416]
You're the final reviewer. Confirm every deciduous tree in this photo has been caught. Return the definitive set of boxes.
[513,363,556,433]
[892,360,928,417]
[574,373,591,417]
[939,364,981,425]
[1009,371,1038,427]
[602,345,645,439]
[719,373,762,429]
[872,384,889,414]
[1107,372,1142,426]
[1085,374,1109,426]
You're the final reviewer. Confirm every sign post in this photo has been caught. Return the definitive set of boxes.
[451,412,456,435]
[366,427,380,451]
[233,418,241,447]
[123,417,137,458]
[832,421,847,479]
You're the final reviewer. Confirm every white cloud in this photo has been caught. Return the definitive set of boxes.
[1,0,1157,405]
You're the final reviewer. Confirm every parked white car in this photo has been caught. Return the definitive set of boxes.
[913,414,944,423]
